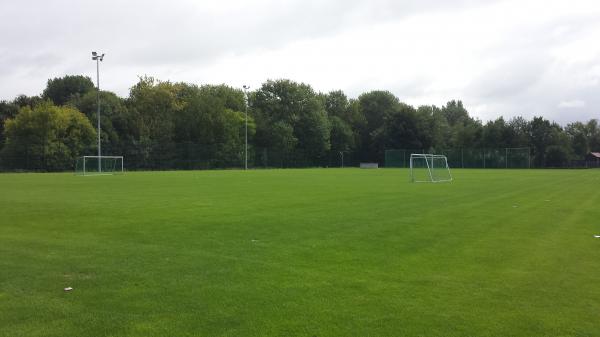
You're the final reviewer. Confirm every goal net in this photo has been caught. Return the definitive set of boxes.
[75,156,124,176]
[410,154,452,183]
[506,147,530,168]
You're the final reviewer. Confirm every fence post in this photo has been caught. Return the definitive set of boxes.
[483,149,486,168]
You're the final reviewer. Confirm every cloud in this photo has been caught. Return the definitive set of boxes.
[1,0,599,124]
[558,100,586,108]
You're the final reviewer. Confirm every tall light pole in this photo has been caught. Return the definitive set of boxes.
[92,51,104,173]
[243,85,249,170]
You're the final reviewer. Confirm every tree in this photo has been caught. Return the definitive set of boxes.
[13,94,43,108]
[442,100,470,127]
[294,106,331,163]
[417,105,448,150]
[200,84,246,112]
[357,90,401,162]
[384,103,431,150]
[165,84,256,168]
[482,117,512,149]
[528,117,570,167]
[329,116,354,153]
[566,119,600,158]
[127,77,183,143]
[545,145,570,167]
[0,101,19,145]
[587,119,600,151]
[447,118,482,149]
[70,90,135,152]
[1,102,95,170]
[43,75,95,106]
[506,116,529,147]
[565,122,589,158]
[252,79,330,165]
[324,90,349,118]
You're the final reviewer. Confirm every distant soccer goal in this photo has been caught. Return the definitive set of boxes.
[505,147,531,168]
[75,156,124,176]
[410,154,452,183]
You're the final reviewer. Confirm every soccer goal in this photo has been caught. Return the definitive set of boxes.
[75,156,124,176]
[410,154,452,183]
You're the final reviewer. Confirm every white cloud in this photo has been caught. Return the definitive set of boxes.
[1,0,599,124]
[558,100,586,108]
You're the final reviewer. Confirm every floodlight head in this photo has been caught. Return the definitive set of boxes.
[92,52,104,61]
[243,85,249,90]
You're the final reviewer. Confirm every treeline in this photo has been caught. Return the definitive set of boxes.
[0,75,599,170]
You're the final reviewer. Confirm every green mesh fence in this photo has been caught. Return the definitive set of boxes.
[385,148,531,168]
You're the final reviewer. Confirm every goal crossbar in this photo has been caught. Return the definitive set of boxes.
[410,154,453,183]
[76,155,124,176]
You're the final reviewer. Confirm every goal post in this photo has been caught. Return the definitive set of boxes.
[75,156,124,176]
[505,147,531,168]
[410,154,452,183]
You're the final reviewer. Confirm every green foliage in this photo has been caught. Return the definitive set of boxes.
[1,102,95,170]
[42,75,95,106]
[384,103,431,150]
[482,118,504,148]
[357,90,401,161]
[527,117,568,167]
[1,74,598,170]
[13,94,43,108]
[545,145,570,167]
[417,105,448,150]
[0,100,19,144]
[329,116,354,152]
[324,90,349,118]
[507,116,530,147]
[358,90,399,133]
[70,90,134,148]
[127,76,183,143]
[565,120,600,157]
[252,79,330,165]
[442,100,470,126]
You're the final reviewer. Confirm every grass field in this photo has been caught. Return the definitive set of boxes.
[1,168,600,336]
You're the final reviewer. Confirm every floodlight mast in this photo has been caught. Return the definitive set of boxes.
[92,51,104,172]
[243,85,250,170]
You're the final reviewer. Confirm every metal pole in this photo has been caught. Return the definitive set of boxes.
[96,58,101,173]
[483,149,486,168]
[243,85,249,170]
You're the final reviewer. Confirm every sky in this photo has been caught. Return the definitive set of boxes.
[1,0,599,124]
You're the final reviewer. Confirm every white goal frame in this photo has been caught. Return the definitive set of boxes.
[76,155,124,176]
[410,154,453,183]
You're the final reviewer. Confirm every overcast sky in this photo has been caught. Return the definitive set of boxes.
[1,0,599,124]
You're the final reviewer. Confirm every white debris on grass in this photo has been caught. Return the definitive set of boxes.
[64,287,73,292]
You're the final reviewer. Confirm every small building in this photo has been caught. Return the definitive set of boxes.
[586,152,600,168]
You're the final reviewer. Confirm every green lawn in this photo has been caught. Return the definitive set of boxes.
[1,169,600,336]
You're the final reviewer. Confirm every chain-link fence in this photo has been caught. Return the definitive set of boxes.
[384,148,531,169]
[0,141,363,172]
[2,142,598,172]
